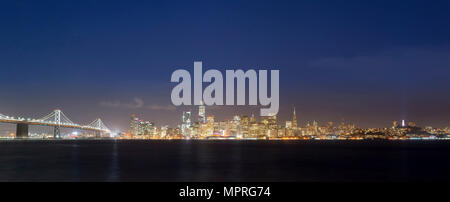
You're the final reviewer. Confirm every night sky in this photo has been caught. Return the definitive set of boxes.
[1,0,450,131]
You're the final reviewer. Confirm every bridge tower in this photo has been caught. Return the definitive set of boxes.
[87,118,110,138]
[54,109,61,139]
[94,118,102,138]
[16,123,29,138]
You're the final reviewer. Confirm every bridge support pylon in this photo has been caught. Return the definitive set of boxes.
[54,126,61,139]
[95,131,101,138]
[16,123,29,138]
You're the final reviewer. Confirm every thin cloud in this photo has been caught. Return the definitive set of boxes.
[99,100,122,108]
[99,98,175,111]
[147,104,176,111]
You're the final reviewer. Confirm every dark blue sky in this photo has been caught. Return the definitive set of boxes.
[1,0,450,130]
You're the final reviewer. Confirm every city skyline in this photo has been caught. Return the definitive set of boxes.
[1,102,450,136]
[2,103,449,139]
[124,103,449,140]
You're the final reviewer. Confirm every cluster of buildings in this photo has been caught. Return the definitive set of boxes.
[127,102,304,140]
[125,104,450,140]
[355,120,450,140]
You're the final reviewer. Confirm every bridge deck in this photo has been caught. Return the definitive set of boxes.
[0,119,108,132]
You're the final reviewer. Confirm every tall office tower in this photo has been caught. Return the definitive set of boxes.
[148,122,156,137]
[198,101,206,123]
[232,115,241,137]
[141,121,155,138]
[248,114,258,138]
[313,120,319,135]
[292,107,298,129]
[206,115,215,136]
[138,121,146,136]
[130,114,139,136]
[182,111,191,137]
[241,115,249,138]
[268,114,278,138]
[285,121,293,137]
[402,120,406,127]
[268,114,277,128]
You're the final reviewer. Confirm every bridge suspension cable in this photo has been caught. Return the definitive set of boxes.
[39,109,75,125]
[87,118,111,132]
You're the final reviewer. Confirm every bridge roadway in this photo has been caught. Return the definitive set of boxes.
[0,119,105,131]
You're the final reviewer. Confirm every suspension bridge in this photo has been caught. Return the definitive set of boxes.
[0,109,111,138]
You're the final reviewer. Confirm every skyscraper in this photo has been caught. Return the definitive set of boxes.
[241,115,249,138]
[206,115,215,136]
[130,114,139,136]
[198,101,206,123]
[292,107,298,129]
[140,121,155,138]
[249,114,259,138]
[268,114,278,138]
[232,115,241,138]
[182,111,191,137]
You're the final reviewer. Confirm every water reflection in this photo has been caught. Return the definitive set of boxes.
[107,140,120,181]
[1,140,450,182]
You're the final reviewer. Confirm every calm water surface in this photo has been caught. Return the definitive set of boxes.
[1,140,450,182]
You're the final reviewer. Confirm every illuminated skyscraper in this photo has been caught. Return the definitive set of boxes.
[206,115,215,136]
[129,114,139,136]
[232,115,241,137]
[182,111,191,137]
[241,115,249,138]
[140,121,155,138]
[268,114,278,138]
[285,121,293,137]
[160,125,168,138]
[249,114,259,138]
[198,101,206,123]
[292,107,298,129]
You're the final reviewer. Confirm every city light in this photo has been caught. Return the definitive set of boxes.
[125,104,450,140]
